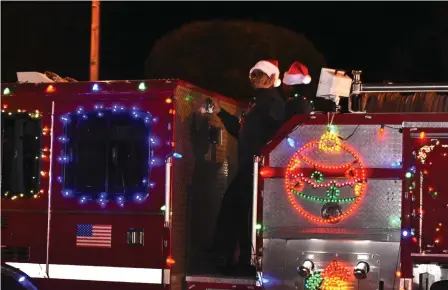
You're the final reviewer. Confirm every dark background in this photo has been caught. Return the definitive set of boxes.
[2,1,448,83]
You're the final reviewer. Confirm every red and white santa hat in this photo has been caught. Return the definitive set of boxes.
[283,61,312,85]
[249,59,282,87]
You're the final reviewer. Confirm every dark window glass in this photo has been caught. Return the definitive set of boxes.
[62,110,151,201]
[1,112,42,199]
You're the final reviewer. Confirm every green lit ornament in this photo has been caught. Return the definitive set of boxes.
[311,171,324,183]
[326,184,341,200]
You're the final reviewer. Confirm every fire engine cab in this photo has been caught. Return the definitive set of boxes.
[1,70,448,290]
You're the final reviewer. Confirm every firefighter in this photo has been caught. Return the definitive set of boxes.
[282,61,314,120]
[208,59,285,276]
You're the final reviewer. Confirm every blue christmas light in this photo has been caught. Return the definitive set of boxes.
[60,115,70,123]
[402,230,409,237]
[59,104,155,207]
[133,193,145,203]
[391,161,402,167]
[62,189,73,197]
[173,152,183,159]
[287,137,296,148]
[58,136,69,143]
[92,84,100,92]
[57,156,69,164]
[80,196,89,204]
[116,196,125,207]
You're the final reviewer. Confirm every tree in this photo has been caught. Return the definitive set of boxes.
[145,20,326,100]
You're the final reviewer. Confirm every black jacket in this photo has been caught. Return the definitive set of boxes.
[284,95,313,121]
[217,88,285,167]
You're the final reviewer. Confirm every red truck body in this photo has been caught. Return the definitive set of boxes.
[1,79,248,290]
[3,76,448,290]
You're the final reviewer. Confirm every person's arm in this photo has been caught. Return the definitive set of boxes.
[217,108,240,139]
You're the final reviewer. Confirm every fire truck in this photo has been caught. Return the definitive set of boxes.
[1,70,448,290]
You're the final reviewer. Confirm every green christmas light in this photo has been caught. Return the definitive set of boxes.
[305,271,323,290]
[292,190,356,204]
[3,87,11,95]
[160,205,166,211]
[138,82,146,91]
[389,215,401,227]
[328,125,337,134]
[326,185,341,200]
[405,172,413,178]
[255,223,262,230]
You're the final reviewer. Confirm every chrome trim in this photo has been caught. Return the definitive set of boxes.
[164,157,172,227]
[251,156,260,265]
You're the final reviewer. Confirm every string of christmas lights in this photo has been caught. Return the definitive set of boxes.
[58,104,158,207]
[404,138,447,252]
[1,109,47,200]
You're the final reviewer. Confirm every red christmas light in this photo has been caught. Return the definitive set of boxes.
[321,260,351,290]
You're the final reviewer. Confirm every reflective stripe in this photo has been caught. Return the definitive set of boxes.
[6,262,169,284]
[5,262,48,278]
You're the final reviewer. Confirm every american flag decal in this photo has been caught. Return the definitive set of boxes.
[76,224,112,248]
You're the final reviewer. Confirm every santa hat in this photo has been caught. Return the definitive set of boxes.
[249,59,282,87]
[283,61,312,85]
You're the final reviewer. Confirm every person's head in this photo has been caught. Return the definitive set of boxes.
[249,59,281,89]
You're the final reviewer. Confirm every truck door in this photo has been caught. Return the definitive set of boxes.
[48,94,171,290]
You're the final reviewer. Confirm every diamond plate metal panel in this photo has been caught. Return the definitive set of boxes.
[269,125,403,168]
[262,239,400,290]
[403,122,448,128]
[171,85,241,289]
[263,179,402,241]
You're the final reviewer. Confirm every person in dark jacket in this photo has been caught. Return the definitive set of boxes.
[282,61,314,120]
[209,59,285,276]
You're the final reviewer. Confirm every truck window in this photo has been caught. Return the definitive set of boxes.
[61,109,151,202]
[1,112,42,199]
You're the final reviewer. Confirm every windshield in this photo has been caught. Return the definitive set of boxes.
[61,109,151,203]
[1,111,42,199]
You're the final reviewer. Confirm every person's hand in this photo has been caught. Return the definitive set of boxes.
[250,70,276,89]
[200,98,221,114]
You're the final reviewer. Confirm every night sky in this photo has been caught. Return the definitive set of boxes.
[2,1,448,84]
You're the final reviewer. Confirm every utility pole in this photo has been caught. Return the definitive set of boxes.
[90,1,100,81]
